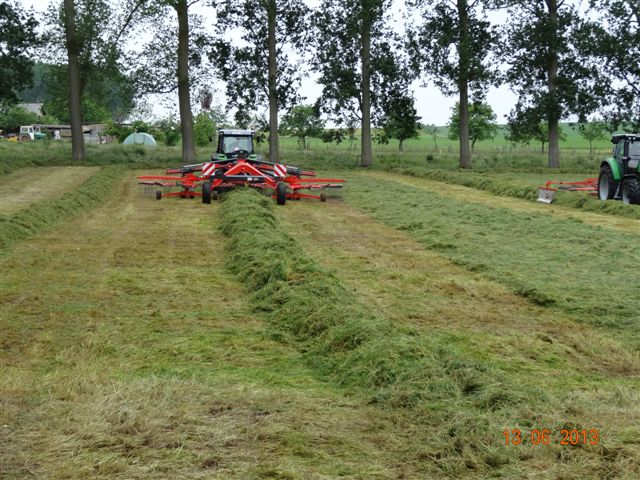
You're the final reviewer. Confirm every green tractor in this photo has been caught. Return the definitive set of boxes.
[598,134,640,205]
[211,129,262,161]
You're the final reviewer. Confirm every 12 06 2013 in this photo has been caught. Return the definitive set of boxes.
[502,428,601,446]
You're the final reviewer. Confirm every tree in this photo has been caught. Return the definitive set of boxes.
[578,0,639,130]
[46,0,145,161]
[506,106,567,153]
[407,0,498,168]
[578,119,610,155]
[211,0,309,162]
[193,112,215,147]
[424,124,440,152]
[280,104,325,149]
[63,0,85,162]
[499,0,606,168]
[379,90,421,151]
[447,101,498,151]
[314,0,417,167]
[0,1,39,104]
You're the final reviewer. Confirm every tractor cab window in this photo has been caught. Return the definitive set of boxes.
[614,141,624,159]
[629,141,640,159]
[222,136,252,154]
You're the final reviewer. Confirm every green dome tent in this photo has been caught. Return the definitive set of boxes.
[123,132,157,146]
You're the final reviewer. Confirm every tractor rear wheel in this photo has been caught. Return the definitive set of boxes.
[622,177,640,205]
[598,165,617,200]
[20,135,31,142]
[276,182,287,205]
[202,181,212,204]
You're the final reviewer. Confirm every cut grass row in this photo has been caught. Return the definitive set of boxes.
[0,166,123,253]
[376,165,640,220]
[342,172,640,340]
[363,171,640,234]
[1,175,431,479]
[0,166,100,216]
[219,189,640,478]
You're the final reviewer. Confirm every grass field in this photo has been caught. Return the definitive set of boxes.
[1,143,639,478]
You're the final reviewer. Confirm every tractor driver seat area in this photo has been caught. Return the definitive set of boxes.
[222,136,253,155]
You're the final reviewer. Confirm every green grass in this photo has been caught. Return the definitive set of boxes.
[218,188,640,478]
[0,166,123,253]
[343,172,640,340]
[2,151,639,478]
[1,174,434,479]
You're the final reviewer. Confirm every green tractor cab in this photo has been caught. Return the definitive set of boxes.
[212,129,261,162]
[598,134,640,205]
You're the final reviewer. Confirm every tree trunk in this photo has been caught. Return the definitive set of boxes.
[175,0,196,163]
[267,0,280,162]
[360,10,372,167]
[546,0,560,168]
[457,0,471,169]
[63,0,85,162]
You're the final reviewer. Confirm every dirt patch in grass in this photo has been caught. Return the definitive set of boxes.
[0,166,100,215]
[364,170,640,234]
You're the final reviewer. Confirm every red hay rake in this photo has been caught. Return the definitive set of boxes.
[137,154,345,205]
[537,178,598,204]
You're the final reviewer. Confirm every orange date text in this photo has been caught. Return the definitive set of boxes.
[502,428,600,446]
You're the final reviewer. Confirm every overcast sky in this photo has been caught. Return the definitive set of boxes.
[21,0,523,125]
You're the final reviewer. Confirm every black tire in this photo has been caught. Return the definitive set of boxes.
[320,191,327,202]
[212,190,219,201]
[202,181,212,204]
[20,135,31,142]
[622,177,640,205]
[276,182,287,205]
[155,190,162,200]
[598,165,617,200]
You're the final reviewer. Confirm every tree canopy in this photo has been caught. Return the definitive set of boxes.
[0,1,39,104]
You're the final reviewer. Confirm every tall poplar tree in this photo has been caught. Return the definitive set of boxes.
[210,0,309,163]
[407,0,497,169]
[314,0,417,167]
[500,0,604,168]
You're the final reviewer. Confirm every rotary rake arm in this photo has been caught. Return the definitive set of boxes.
[137,156,345,204]
[537,178,598,204]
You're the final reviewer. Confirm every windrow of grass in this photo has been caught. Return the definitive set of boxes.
[0,166,123,253]
[376,164,640,220]
[218,189,640,477]
[346,174,640,340]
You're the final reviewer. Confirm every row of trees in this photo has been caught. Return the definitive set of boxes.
[1,0,638,168]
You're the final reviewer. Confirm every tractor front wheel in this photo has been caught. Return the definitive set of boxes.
[276,182,287,205]
[622,177,640,205]
[598,165,617,200]
[202,181,212,204]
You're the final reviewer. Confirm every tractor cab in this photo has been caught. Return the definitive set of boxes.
[598,134,640,204]
[213,129,257,161]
